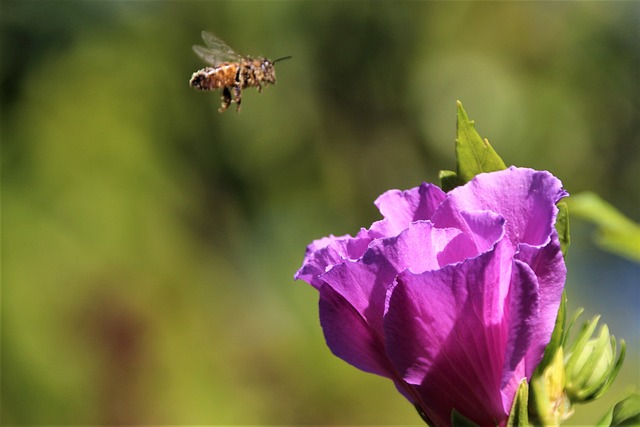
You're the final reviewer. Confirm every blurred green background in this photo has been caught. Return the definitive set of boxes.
[2,1,638,424]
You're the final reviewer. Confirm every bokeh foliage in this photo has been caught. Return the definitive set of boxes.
[2,1,638,424]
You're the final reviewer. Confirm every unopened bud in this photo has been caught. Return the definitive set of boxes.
[564,316,625,402]
[530,348,573,424]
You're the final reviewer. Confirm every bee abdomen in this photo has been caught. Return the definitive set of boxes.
[189,65,237,90]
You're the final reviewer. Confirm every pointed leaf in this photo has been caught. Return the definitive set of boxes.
[455,101,507,183]
[506,379,529,427]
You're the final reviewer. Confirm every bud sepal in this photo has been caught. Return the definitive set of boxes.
[565,315,625,403]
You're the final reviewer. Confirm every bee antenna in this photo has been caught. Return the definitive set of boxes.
[273,55,292,64]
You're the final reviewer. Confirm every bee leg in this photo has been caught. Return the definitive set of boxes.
[233,85,242,112]
[219,87,232,113]
[257,84,263,93]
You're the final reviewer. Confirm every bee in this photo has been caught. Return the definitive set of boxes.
[189,31,291,113]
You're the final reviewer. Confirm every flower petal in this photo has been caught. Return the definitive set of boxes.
[317,220,493,380]
[294,231,372,288]
[499,259,540,413]
[370,183,446,237]
[440,210,507,263]
[319,283,396,378]
[317,214,508,392]
[319,283,419,404]
[431,167,568,249]
[384,238,530,426]
[367,221,465,274]
[515,232,567,376]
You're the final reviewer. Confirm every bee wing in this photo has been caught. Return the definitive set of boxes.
[192,45,234,66]
[193,31,243,65]
[201,31,239,56]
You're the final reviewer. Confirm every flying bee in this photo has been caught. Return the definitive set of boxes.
[189,31,291,113]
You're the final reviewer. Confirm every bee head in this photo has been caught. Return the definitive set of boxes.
[260,59,277,84]
[261,56,291,84]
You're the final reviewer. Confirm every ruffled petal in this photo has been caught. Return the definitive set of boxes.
[367,222,464,274]
[370,183,446,237]
[316,219,499,383]
[318,222,461,347]
[439,210,507,262]
[431,167,568,249]
[294,232,372,288]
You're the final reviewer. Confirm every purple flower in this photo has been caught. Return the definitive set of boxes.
[295,167,568,426]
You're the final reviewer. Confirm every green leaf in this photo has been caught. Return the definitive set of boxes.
[596,392,640,426]
[567,192,640,262]
[598,408,614,427]
[451,409,480,427]
[556,202,570,257]
[439,169,464,192]
[506,379,530,427]
[610,391,640,425]
[455,101,507,183]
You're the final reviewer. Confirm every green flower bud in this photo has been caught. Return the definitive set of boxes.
[564,316,625,403]
[530,347,573,425]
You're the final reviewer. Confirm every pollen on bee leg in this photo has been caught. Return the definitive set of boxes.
[218,87,232,112]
